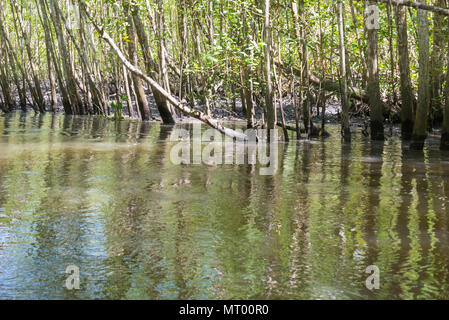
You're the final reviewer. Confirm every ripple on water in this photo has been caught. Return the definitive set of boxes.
[1,113,449,299]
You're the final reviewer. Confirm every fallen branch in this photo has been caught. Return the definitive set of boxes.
[277,122,331,137]
[78,1,247,141]
[309,74,369,103]
[277,62,369,103]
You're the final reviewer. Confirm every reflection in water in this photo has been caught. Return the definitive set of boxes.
[1,112,449,299]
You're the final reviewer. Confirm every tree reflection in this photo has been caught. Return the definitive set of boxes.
[1,113,449,299]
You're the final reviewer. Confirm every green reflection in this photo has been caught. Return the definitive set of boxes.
[1,113,449,299]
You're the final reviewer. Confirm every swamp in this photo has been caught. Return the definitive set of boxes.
[1,0,449,300]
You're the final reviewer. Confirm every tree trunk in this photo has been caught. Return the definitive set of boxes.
[440,17,449,150]
[133,2,176,123]
[48,0,83,115]
[298,0,313,137]
[349,0,368,87]
[338,0,351,142]
[155,0,178,123]
[395,4,414,140]
[428,0,446,128]
[124,1,151,121]
[242,4,255,129]
[10,0,46,112]
[410,1,430,150]
[0,59,14,112]
[79,1,247,140]
[37,0,72,114]
[264,0,276,132]
[46,45,58,112]
[365,1,384,140]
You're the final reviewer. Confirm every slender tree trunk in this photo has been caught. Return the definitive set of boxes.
[338,0,351,142]
[365,1,384,140]
[440,17,449,150]
[11,0,45,112]
[317,0,326,132]
[49,0,83,115]
[0,1,28,111]
[38,0,72,113]
[429,0,446,128]
[52,0,106,115]
[350,0,368,87]
[274,0,288,142]
[124,1,151,121]
[242,4,255,129]
[0,63,14,112]
[386,2,397,105]
[290,2,301,139]
[410,1,430,150]
[395,4,414,140]
[264,0,276,132]
[46,45,58,112]
[155,0,178,123]
[78,6,107,115]
[290,67,301,139]
[298,0,313,137]
[0,15,15,113]
[243,69,255,128]
[177,0,187,102]
[134,1,176,123]
[276,67,289,142]
[119,32,135,118]
[239,68,248,116]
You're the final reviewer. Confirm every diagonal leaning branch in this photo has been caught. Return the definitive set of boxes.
[374,0,449,16]
[78,1,248,141]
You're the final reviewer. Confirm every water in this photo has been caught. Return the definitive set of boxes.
[0,112,449,300]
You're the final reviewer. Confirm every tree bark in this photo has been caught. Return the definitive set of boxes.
[338,0,351,142]
[124,1,152,121]
[428,0,446,128]
[440,17,449,150]
[395,4,415,140]
[242,4,255,129]
[154,0,178,123]
[299,0,313,137]
[37,0,72,113]
[264,0,276,132]
[132,3,175,123]
[0,64,14,112]
[48,0,84,115]
[10,0,46,112]
[365,1,384,140]
[410,1,430,150]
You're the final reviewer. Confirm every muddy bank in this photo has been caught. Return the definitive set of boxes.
[2,84,358,131]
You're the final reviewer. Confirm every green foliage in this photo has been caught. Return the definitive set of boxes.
[111,95,128,121]
[0,0,448,119]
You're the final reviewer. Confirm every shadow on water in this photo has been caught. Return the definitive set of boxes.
[1,112,449,299]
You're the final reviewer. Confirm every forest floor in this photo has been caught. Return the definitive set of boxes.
[148,92,345,126]
[2,85,355,129]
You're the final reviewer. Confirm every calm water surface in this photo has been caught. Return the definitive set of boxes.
[1,112,449,299]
